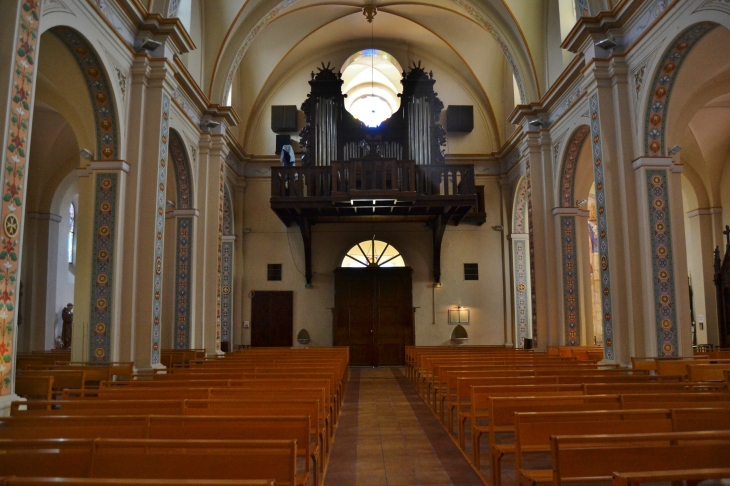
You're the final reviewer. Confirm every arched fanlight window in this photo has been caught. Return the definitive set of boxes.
[68,203,75,264]
[341,238,405,268]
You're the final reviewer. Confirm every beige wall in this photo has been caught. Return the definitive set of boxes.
[238,172,506,348]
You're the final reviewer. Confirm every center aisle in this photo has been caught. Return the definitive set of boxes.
[324,367,485,486]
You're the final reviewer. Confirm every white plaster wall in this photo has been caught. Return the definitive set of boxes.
[239,173,506,348]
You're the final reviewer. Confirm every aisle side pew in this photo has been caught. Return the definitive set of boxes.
[539,431,730,486]
[0,415,314,486]
[6,480,274,486]
[513,408,730,486]
[0,438,297,486]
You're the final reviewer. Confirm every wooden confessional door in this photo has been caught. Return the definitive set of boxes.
[251,291,293,347]
[333,268,414,366]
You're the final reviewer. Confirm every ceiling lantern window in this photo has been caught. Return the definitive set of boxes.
[341,49,403,127]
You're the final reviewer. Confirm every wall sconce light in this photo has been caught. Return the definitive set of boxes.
[448,306,469,324]
[434,282,442,288]
[576,199,587,206]
[668,145,682,156]
[166,200,175,208]
[79,149,93,160]
[297,328,311,345]
[492,225,504,232]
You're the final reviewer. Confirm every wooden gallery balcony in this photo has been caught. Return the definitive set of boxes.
[270,158,484,225]
[269,158,485,284]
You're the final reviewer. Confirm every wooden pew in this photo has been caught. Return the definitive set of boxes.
[539,431,730,486]
[14,376,53,401]
[0,438,297,486]
[471,393,622,468]
[6,480,275,486]
[612,468,730,486]
[0,414,313,484]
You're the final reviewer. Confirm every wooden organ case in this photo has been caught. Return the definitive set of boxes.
[270,62,486,286]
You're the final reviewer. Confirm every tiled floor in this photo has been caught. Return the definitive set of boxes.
[324,368,485,486]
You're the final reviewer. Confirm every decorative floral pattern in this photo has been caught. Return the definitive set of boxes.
[174,217,192,349]
[221,241,233,344]
[513,178,527,233]
[645,22,717,156]
[513,239,529,348]
[589,93,614,360]
[561,216,580,346]
[560,125,590,208]
[1,0,41,394]
[169,131,191,210]
[89,174,118,362]
[526,159,537,346]
[51,27,118,160]
[647,170,678,356]
[223,184,232,237]
[216,158,224,351]
[151,94,170,364]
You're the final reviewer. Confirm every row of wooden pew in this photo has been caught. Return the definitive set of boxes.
[406,345,730,485]
[4,347,349,486]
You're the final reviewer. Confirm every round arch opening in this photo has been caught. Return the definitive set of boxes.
[341,239,405,268]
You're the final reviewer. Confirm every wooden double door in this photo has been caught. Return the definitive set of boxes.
[333,267,414,366]
[251,291,293,347]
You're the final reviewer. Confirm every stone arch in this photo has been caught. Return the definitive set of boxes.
[168,129,194,349]
[644,22,718,157]
[48,26,120,161]
[169,130,193,208]
[558,125,590,208]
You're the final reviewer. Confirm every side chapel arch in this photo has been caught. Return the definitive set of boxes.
[168,129,195,349]
[557,125,590,346]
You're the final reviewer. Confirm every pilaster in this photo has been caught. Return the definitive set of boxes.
[633,157,692,356]
[0,0,42,411]
[120,55,175,371]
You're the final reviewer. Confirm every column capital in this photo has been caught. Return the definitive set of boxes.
[687,207,723,218]
[510,233,530,241]
[552,207,588,217]
[631,156,681,172]
[165,208,200,219]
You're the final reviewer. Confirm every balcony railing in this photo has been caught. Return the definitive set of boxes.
[271,159,475,199]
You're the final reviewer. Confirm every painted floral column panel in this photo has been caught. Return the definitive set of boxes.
[174,217,192,349]
[89,174,118,362]
[513,239,529,348]
[526,159,538,346]
[221,240,233,345]
[151,94,171,364]
[0,0,42,394]
[646,170,678,356]
[589,93,615,360]
[560,216,580,345]
[215,158,224,352]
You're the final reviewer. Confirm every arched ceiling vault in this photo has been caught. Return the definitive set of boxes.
[204,0,543,149]
[238,7,501,149]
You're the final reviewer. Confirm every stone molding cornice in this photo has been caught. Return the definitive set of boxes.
[26,213,62,223]
[687,208,722,218]
[165,209,200,219]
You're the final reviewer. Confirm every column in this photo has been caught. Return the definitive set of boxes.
[195,135,227,356]
[232,175,246,348]
[510,233,531,348]
[166,209,198,349]
[0,0,43,412]
[633,157,692,357]
[553,208,581,346]
[118,56,175,371]
[575,209,594,345]
[74,162,129,363]
[499,176,513,346]
[686,208,721,346]
[581,57,644,363]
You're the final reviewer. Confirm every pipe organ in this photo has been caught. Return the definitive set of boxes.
[299,61,446,167]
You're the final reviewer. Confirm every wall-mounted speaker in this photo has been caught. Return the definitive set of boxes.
[446,105,474,133]
[271,105,298,133]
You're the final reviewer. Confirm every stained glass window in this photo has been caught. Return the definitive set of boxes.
[68,203,75,264]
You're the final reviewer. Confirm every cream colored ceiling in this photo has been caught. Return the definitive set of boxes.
[201,0,546,154]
